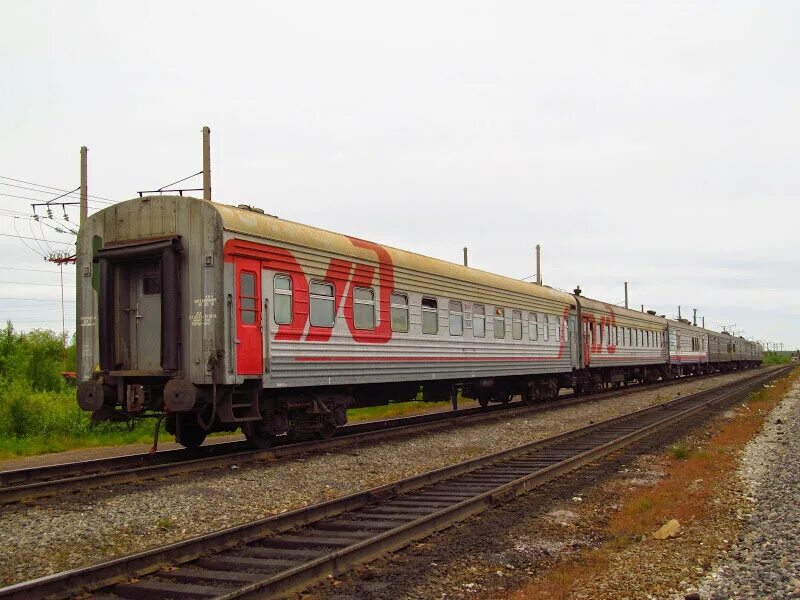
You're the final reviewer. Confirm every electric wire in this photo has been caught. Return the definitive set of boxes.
[0,175,115,203]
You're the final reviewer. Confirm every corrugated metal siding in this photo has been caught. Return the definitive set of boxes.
[666,320,708,364]
[247,239,576,388]
[577,299,667,368]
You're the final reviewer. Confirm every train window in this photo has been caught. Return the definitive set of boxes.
[273,275,293,324]
[143,276,161,295]
[473,304,486,338]
[556,317,562,342]
[529,313,538,341]
[422,297,438,334]
[239,271,257,325]
[353,287,376,330]
[390,292,409,333]
[627,328,632,347]
[449,300,464,336]
[494,307,505,339]
[310,281,335,327]
[543,314,550,342]
[512,310,522,340]
[605,324,610,345]
[635,329,640,347]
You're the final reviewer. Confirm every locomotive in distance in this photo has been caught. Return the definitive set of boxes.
[75,196,762,448]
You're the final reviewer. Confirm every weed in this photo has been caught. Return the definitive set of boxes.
[670,442,690,460]
[156,518,175,531]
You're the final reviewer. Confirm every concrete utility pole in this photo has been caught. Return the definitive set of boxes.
[641,304,644,312]
[693,308,697,326]
[535,244,542,285]
[463,247,468,267]
[80,146,88,224]
[702,316,705,328]
[202,126,211,201]
[624,282,628,309]
[678,306,682,320]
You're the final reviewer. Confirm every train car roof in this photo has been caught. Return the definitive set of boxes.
[215,198,577,305]
[576,296,666,325]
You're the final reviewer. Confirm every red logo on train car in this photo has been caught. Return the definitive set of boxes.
[224,237,395,345]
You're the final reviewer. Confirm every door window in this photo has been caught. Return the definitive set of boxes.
[473,304,485,337]
[239,272,257,325]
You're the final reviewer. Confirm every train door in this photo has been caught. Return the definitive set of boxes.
[235,258,263,375]
[128,263,162,371]
[568,315,578,365]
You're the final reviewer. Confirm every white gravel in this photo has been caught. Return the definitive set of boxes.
[0,370,764,587]
[690,376,800,600]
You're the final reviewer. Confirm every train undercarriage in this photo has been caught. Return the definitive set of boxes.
[79,359,762,449]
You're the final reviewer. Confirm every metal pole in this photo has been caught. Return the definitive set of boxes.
[80,146,88,224]
[202,126,211,201]
[624,282,628,309]
[693,308,697,326]
[535,245,542,285]
[463,247,468,267]
[702,316,705,328]
[60,261,66,367]
[678,306,681,320]
[641,304,644,312]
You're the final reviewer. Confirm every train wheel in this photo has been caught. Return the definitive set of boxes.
[243,421,274,449]
[478,395,490,408]
[314,420,338,440]
[176,416,206,449]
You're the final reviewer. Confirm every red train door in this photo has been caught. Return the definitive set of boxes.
[235,258,263,375]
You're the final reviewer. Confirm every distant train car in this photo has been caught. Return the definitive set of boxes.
[573,297,667,390]
[665,318,708,375]
[75,195,763,449]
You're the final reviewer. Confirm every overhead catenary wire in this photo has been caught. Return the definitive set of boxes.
[0,191,107,210]
[0,280,76,287]
[0,175,115,204]
[0,231,74,245]
[0,297,76,302]
[0,265,75,273]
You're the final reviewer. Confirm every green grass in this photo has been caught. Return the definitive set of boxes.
[763,351,793,365]
[347,400,453,423]
[0,380,172,460]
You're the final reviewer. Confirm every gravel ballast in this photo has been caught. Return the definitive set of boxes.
[690,376,800,599]
[0,370,767,587]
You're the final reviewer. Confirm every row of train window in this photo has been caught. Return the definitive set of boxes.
[587,322,664,349]
[268,274,563,340]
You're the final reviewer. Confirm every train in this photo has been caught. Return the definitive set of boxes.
[75,195,762,448]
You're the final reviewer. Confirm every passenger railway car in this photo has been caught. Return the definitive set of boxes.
[574,298,667,390]
[665,318,708,375]
[76,195,763,448]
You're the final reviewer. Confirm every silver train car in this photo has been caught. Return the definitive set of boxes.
[76,196,763,448]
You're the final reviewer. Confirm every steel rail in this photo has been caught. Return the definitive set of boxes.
[0,369,763,504]
[0,366,789,600]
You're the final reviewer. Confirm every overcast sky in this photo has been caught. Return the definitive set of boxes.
[1,1,798,349]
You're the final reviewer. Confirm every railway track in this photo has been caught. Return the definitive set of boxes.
[0,369,760,505]
[1,365,790,600]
